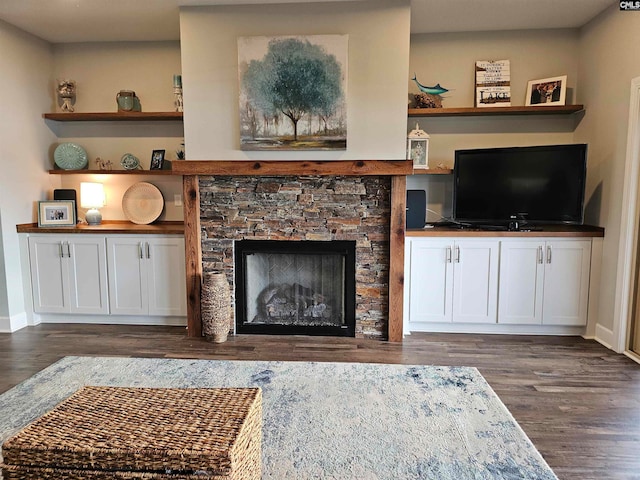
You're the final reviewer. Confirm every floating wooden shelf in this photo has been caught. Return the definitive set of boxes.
[412,168,453,175]
[408,105,584,117]
[49,169,175,175]
[43,112,183,122]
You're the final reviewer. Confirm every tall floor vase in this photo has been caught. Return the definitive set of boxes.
[201,272,231,343]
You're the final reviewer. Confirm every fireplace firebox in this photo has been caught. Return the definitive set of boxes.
[235,240,356,336]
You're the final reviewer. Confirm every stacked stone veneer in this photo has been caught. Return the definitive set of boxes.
[199,175,392,339]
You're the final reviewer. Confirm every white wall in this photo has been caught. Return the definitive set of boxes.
[0,19,56,331]
[180,1,411,160]
[51,42,184,221]
[576,6,640,341]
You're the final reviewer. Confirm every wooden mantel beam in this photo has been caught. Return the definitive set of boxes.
[172,159,413,176]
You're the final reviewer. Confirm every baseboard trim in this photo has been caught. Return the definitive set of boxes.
[0,316,10,333]
[0,312,28,333]
[624,350,640,365]
[594,323,616,351]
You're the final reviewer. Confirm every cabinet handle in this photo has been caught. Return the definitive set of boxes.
[537,245,543,264]
[138,242,144,259]
[455,246,460,263]
[446,246,452,263]
[58,242,64,258]
[546,245,552,264]
[146,242,150,259]
[65,242,71,258]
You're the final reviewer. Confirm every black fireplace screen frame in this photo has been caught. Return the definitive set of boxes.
[234,240,356,337]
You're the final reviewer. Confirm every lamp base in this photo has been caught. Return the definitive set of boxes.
[85,208,102,225]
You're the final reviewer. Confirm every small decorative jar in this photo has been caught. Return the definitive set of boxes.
[116,90,141,112]
[201,272,231,343]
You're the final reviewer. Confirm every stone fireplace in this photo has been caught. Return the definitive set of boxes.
[173,160,411,341]
[199,174,391,338]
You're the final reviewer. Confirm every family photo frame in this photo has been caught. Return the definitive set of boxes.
[150,149,165,170]
[525,75,567,106]
[38,200,76,227]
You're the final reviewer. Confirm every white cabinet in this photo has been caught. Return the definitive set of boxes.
[28,235,108,314]
[496,240,544,325]
[107,236,186,316]
[404,235,594,335]
[542,240,591,325]
[406,238,499,324]
[498,239,591,326]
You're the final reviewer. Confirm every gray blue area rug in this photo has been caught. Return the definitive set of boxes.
[0,357,557,479]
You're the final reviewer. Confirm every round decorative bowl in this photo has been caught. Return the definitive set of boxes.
[120,153,141,170]
[53,143,88,170]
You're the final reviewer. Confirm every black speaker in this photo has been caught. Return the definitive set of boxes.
[406,190,426,229]
[54,189,78,221]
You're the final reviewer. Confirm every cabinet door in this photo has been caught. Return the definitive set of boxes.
[107,237,147,315]
[28,236,67,313]
[146,237,186,316]
[451,240,499,324]
[542,240,591,326]
[67,236,109,314]
[498,240,545,325]
[407,239,453,323]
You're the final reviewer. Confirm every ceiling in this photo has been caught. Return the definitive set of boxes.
[0,0,614,44]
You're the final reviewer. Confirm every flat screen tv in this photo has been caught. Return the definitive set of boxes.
[453,144,587,226]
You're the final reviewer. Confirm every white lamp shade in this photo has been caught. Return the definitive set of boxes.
[80,182,105,209]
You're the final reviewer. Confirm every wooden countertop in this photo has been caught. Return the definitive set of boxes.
[407,224,604,238]
[17,220,184,235]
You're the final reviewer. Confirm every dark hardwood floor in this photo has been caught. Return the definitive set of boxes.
[1,324,639,479]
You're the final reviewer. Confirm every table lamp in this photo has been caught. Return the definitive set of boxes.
[81,182,105,225]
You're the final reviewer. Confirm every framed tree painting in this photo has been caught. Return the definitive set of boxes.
[238,35,348,151]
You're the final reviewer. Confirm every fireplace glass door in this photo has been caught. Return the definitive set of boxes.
[235,240,355,336]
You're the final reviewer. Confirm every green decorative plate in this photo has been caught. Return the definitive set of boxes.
[53,143,88,170]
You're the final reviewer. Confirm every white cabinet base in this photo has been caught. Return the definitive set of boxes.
[406,321,585,336]
[31,313,187,327]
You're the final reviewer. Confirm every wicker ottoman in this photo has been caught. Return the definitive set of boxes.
[1,386,262,479]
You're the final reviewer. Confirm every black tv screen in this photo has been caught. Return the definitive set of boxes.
[453,144,587,225]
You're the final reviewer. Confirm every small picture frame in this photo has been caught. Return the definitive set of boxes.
[407,123,430,169]
[408,138,428,168]
[525,75,567,106]
[150,149,165,170]
[38,200,76,227]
